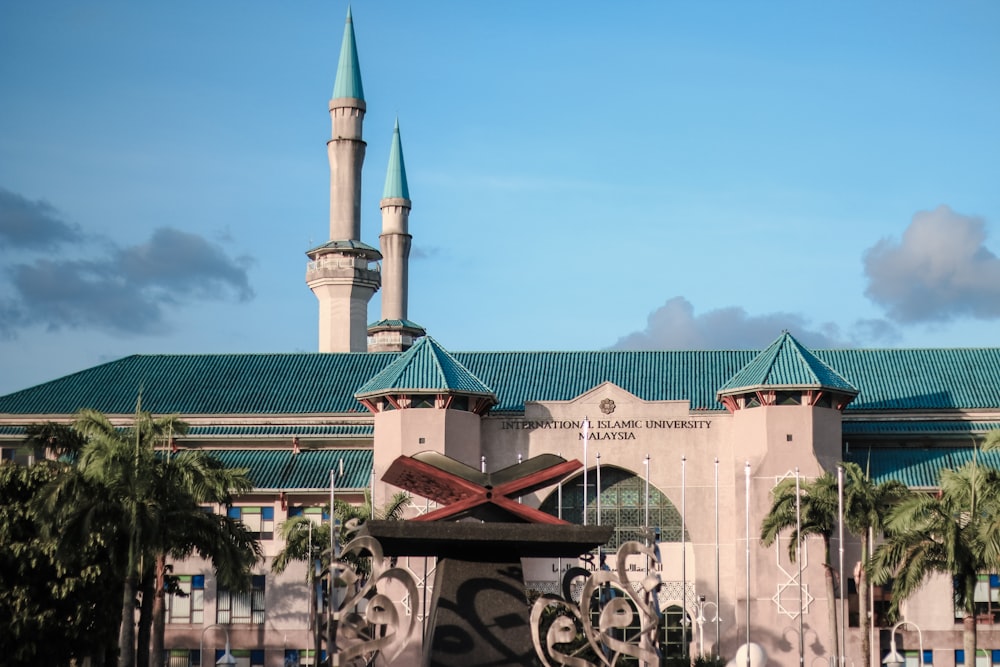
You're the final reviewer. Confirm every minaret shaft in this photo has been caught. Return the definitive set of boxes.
[380,204,411,321]
[306,8,380,353]
[327,102,366,241]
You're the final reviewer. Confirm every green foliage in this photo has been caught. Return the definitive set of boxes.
[870,446,1000,660]
[4,406,264,667]
[0,460,120,666]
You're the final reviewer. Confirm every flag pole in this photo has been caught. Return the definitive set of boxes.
[796,467,804,667]
[745,460,751,667]
[582,418,589,526]
[682,454,688,663]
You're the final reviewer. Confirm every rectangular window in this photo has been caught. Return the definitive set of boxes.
[288,506,327,523]
[228,506,275,540]
[955,650,990,667]
[166,649,199,667]
[166,575,204,624]
[955,574,1000,623]
[217,575,266,624]
[220,649,265,667]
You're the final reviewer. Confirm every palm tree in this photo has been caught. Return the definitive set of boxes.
[146,450,262,667]
[760,471,841,664]
[272,490,410,664]
[840,462,909,667]
[64,406,184,667]
[870,459,1000,661]
[39,406,262,667]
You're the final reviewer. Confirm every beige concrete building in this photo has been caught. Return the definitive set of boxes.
[2,7,999,667]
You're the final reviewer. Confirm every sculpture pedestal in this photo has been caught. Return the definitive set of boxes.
[362,521,611,667]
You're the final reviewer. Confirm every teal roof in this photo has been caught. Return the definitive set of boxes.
[332,7,364,101]
[367,318,425,333]
[0,354,396,415]
[718,332,857,396]
[188,425,372,438]
[2,346,1000,416]
[192,449,371,489]
[306,239,381,259]
[843,422,998,437]
[355,337,496,400]
[846,446,1000,488]
[382,119,409,200]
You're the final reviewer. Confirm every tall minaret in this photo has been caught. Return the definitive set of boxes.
[306,7,381,353]
[367,120,425,352]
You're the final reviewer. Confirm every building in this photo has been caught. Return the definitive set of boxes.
[1,8,999,667]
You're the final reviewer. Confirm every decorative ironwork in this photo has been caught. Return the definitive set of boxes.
[530,541,663,666]
[328,522,419,667]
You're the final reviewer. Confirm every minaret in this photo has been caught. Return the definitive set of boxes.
[367,120,425,352]
[306,7,381,353]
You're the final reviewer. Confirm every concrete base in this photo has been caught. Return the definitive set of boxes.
[361,521,612,667]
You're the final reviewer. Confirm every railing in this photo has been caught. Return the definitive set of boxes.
[306,257,381,272]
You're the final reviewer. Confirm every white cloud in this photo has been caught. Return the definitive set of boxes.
[864,205,1000,323]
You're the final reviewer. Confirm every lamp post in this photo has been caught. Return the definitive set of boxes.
[881,620,923,667]
[691,595,719,659]
[200,624,238,666]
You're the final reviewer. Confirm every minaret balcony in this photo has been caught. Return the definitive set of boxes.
[306,256,381,274]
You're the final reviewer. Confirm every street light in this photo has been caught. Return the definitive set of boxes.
[691,595,719,658]
[881,620,923,667]
[200,624,238,666]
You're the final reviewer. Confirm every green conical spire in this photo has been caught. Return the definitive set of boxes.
[332,6,364,100]
[382,119,409,200]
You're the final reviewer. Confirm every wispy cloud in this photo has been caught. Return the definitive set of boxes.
[0,187,254,337]
[610,296,900,351]
[0,187,83,250]
[863,205,1000,323]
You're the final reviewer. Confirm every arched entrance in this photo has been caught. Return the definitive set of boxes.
[538,466,693,661]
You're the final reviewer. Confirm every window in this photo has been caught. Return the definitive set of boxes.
[539,466,688,549]
[288,506,328,523]
[775,391,801,406]
[956,574,1000,623]
[166,574,204,624]
[955,650,994,667]
[897,652,932,667]
[219,650,264,667]
[285,649,321,667]
[217,575,266,624]
[744,394,761,408]
[166,649,199,667]
[411,395,435,408]
[229,506,275,539]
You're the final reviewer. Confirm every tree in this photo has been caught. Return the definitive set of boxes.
[870,459,1000,661]
[38,407,262,667]
[760,472,841,664]
[0,459,121,666]
[839,462,909,667]
[272,490,410,663]
[145,449,262,667]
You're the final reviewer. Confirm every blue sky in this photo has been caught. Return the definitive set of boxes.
[1,1,999,395]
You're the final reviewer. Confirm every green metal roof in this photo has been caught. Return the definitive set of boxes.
[845,447,1000,488]
[843,422,998,437]
[2,345,1000,416]
[332,7,364,101]
[0,353,396,415]
[367,319,425,333]
[382,119,409,200]
[306,239,381,258]
[202,448,371,489]
[188,425,372,438]
[355,337,496,400]
[718,332,857,397]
